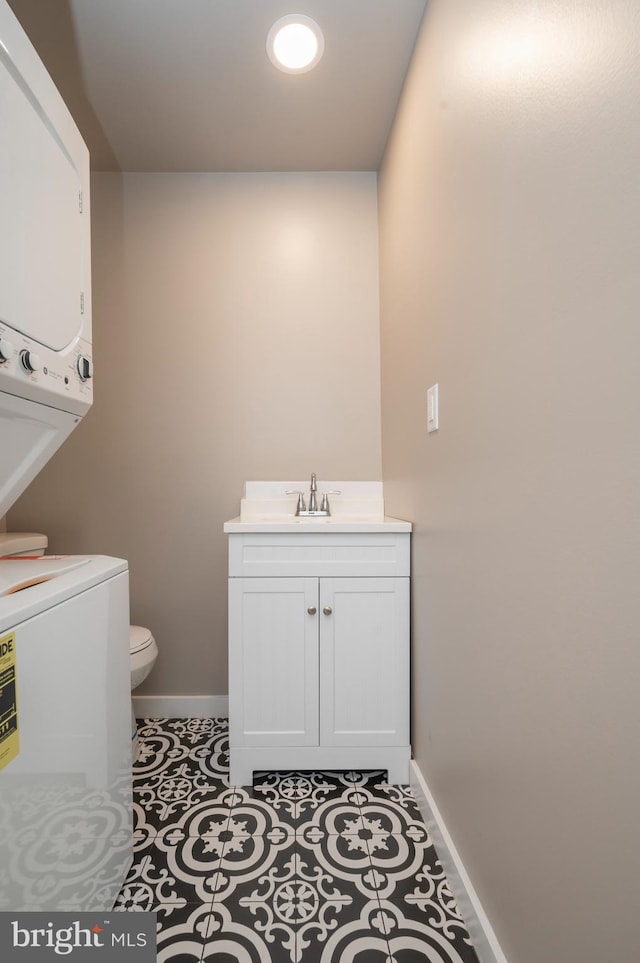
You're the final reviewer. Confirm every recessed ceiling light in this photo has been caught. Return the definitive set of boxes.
[266,15,325,74]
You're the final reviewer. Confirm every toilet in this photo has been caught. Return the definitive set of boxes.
[129,624,158,760]
[0,532,158,761]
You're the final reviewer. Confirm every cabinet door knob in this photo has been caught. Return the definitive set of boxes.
[323,606,332,616]
[307,606,317,615]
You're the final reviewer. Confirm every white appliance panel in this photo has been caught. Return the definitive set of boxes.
[0,561,132,910]
[0,44,84,353]
[0,391,79,518]
[0,0,92,514]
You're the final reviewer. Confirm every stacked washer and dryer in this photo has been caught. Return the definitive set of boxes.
[0,0,144,910]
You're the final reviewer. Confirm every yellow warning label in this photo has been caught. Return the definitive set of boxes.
[0,632,18,770]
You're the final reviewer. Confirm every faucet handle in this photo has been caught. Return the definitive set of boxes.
[285,490,306,515]
[320,491,341,514]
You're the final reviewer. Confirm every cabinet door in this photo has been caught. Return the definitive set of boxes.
[229,578,319,747]
[319,577,409,747]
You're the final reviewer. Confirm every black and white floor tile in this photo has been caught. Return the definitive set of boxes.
[0,772,133,910]
[116,718,480,963]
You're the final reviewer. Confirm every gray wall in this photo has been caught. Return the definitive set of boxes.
[378,1,640,961]
[9,171,382,698]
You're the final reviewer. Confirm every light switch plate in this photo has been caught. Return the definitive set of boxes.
[427,383,439,432]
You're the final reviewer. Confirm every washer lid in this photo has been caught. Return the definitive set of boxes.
[0,557,89,597]
[130,625,153,654]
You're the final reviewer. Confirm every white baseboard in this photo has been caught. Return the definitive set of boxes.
[410,760,508,963]
[132,695,229,719]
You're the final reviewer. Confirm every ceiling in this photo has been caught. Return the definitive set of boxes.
[7,0,426,172]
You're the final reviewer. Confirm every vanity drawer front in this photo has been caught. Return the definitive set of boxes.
[228,533,410,578]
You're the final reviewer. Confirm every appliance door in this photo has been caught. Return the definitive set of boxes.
[0,390,79,518]
[0,568,132,910]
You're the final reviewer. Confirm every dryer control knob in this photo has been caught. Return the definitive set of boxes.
[0,337,14,362]
[20,349,41,373]
[77,354,93,382]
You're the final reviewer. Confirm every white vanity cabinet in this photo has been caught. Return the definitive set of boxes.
[226,531,411,784]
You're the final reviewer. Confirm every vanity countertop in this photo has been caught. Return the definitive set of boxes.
[223,515,411,533]
[223,480,411,533]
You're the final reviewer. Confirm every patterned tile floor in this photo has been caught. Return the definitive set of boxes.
[116,718,480,963]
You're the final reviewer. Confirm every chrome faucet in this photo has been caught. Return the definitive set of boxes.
[286,474,341,517]
[308,472,318,513]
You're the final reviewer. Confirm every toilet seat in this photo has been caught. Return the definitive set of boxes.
[130,624,153,654]
[130,624,158,695]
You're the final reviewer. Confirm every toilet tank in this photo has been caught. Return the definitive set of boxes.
[0,532,48,557]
